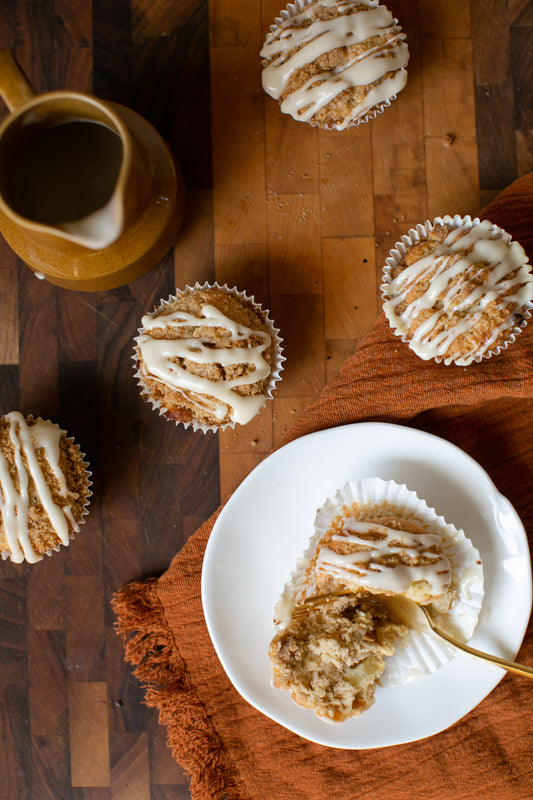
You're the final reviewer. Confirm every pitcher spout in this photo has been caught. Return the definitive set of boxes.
[57,193,124,250]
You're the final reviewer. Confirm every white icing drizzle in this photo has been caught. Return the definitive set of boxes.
[315,519,451,596]
[383,220,532,364]
[0,412,77,563]
[138,303,272,425]
[261,0,409,128]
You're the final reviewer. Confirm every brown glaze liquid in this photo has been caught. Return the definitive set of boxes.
[13,120,123,225]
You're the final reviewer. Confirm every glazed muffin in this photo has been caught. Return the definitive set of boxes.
[134,284,283,431]
[381,215,533,366]
[270,593,407,722]
[260,0,409,130]
[270,479,483,719]
[0,412,92,564]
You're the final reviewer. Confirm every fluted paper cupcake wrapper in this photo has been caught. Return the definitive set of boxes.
[133,282,285,434]
[262,0,407,131]
[1,419,93,565]
[275,478,484,687]
[380,214,533,366]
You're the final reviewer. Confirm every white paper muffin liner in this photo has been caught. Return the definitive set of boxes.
[133,282,285,434]
[261,0,408,131]
[275,478,484,687]
[380,214,533,366]
[0,416,92,564]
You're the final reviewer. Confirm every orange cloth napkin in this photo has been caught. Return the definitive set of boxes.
[113,174,533,800]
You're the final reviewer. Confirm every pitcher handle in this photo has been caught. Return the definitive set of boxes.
[0,50,36,111]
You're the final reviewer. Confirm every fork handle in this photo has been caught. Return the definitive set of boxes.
[429,624,533,679]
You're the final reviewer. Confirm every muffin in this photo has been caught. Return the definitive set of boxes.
[381,215,533,366]
[260,0,409,130]
[270,479,483,720]
[0,412,92,564]
[134,283,283,432]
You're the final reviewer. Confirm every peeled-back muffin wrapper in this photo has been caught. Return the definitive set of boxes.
[380,214,533,366]
[275,478,484,686]
[263,0,407,131]
[1,419,93,564]
[133,282,285,434]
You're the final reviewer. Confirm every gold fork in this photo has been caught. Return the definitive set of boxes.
[291,591,533,680]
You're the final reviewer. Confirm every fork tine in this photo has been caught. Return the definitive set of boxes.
[291,590,362,618]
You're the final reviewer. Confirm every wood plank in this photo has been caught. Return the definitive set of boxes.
[69,682,110,787]
[323,237,377,341]
[264,102,320,196]
[0,257,19,365]
[219,405,273,455]
[28,630,68,737]
[425,136,479,217]
[214,243,269,299]
[210,46,264,143]
[0,681,31,800]
[175,190,216,288]
[210,0,262,47]
[16,0,56,94]
[18,270,59,419]
[212,141,267,245]
[65,576,106,681]
[219,451,264,502]
[27,557,66,631]
[110,732,150,800]
[132,0,203,38]
[318,129,374,238]
[149,722,191,785]
[273,396,315,446]
[91,0,133,104]
[471,0,510,85]
[269,294,326,399]
[421,37,476,138]
[31,734,71,800]
[267,193,323,295]
[418,0,471,37]
[325,340,359,384]
[372,89,427,237]
[58,294,97,363]
[475,85,517,191]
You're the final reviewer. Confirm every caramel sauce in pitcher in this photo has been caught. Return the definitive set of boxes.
[12,119,122,225]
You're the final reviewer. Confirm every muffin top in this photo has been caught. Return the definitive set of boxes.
[136,287,276,428]
[0,412,90,563]
[313,512,452,605]
[382,219,533,365]
[261,0,409,129]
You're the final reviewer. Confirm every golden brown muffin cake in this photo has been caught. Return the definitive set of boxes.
[0,412,91,563]
[270,593,407,722]
[260,0,409,130]
[382,216,533,366]
[268,479,482,721]
[135,285,282,430]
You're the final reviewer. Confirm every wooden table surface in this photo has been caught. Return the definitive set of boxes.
[0,1,532,798]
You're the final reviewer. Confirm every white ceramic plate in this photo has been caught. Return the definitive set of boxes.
[201,423,532,749]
